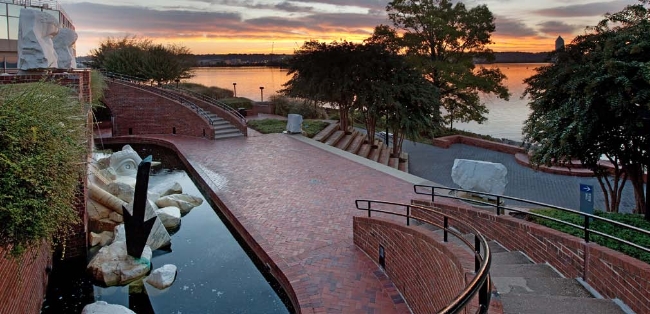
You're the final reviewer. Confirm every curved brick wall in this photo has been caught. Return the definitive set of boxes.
[412,199,650,314]
[103,81,214,139]
[0,243,52,314]
[353,216,467,314]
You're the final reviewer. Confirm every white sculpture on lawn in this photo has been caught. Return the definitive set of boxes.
[17,8,79,70]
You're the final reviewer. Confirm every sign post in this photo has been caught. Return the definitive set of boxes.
[579,184,594,218]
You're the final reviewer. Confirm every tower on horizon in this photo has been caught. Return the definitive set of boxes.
[555,36,565,51]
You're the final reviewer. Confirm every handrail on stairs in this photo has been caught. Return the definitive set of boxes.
[355,199,492,314]
[414,184,650,255]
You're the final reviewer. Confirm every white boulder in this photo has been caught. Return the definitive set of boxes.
[156,207,181,230]
[52,28,77,69]
[107,181,135,203]
[90,231,114,247]
[451,159,508,196]
[155,194,203,215]
[150,181,183,198]
[17,9,59,70]
[113,200,171,251]
[81,301,135,314]
[145,264,177,290]
[87,241,152,286]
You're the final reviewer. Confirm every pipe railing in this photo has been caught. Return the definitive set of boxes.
[414,184,650,255]
[162,85,246,127]
[355,200,492,314]
[102,72,219,129]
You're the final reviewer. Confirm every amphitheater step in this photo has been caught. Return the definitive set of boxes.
[214,132,243,140]
[214,128,241,136]
[498,294,625,314]
[313,123,338,142]
[388,157,399,169]
[336,130,357,150]
[325,130,345,146]
[357,143,371,158]
[368,145,381,162]
[490,264,563,278]
[346,133,364,154]
[379,147,391,165]
[492,277,593,298]
[492,251,532,265]
[398,159,408,173]
[214,124,236,131]
[488,241,508,253]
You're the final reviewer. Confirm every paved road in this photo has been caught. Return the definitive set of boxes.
[402,140,640,213]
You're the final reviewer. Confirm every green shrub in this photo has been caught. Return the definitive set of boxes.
[529,209,650,263]
[0,82,88,256]
[178,82,233,99]
[247,119,329,138]
[220,97,253,110]
[271,95,327,119]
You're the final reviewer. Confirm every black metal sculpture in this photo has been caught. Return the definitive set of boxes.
[122,155,156,258]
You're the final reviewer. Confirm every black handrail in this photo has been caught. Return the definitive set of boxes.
[102,72,219,129]
[355,199,492,314]
[414,184,650,254]
[162,85,246,126]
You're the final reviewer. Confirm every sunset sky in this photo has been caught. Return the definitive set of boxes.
[59,0,639,56]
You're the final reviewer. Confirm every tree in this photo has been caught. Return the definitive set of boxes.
[90,36,194,84]
[385,0,509,129]
[282,41,358,131]
[523,0,650,218]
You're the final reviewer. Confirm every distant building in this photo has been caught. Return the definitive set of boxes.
[0,0,74,71]
[555,36,565,51]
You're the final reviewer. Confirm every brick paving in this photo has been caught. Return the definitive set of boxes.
[137,134,417,313]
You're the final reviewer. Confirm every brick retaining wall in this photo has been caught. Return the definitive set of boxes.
[412,199,650,314]
[0,243,52,314]
[353,216,466,314]
[103,81,214,139]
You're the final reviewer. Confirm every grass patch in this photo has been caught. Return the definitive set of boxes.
[220,97,254,110]
[529,209,650,263]
[247,119,329,138]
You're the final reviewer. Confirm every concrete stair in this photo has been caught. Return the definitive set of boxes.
[312,123,409,173]
[417,227,627,314]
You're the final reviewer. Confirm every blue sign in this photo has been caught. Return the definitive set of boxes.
[580,184,594,216]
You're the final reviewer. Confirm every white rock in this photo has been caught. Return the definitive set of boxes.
[52,28,77,69]
[81,301,135,314]
[98,168,117,181]
[87,199,111,221]
[107,181,135,203]
[90,231,114,247]
[17,9,59,70]
[155,194,203,215]
[156,207,181,230]
[87,241,152,286]
[145,264,177,290]
[109,211,123,223]
[451,159,508,196]
[150,181,183,198]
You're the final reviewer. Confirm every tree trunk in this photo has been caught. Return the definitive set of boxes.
[625,163,646,214]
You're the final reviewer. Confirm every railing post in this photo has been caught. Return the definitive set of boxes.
[407,205,410,226]
[479,277,490,313]
[431,186,435,203]
[496,196,501,215]
[584,215,590,243]
[443,216,448,242]
[475,235,481,272]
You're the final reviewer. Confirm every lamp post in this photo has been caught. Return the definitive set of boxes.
[232,82,237,97]
[260,86,265,102]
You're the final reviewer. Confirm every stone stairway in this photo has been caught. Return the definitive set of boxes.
[207,113,244,140]
[313,123,409,173]
[428,228,627,314]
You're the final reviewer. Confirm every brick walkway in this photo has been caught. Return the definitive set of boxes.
[122,134,421,313]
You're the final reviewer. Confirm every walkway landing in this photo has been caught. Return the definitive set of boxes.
[117,133,429,313]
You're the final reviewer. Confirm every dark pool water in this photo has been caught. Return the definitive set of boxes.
[42,169,290,314]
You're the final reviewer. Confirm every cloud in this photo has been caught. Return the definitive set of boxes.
[275,1,314,13]
[533,0,637,17]
[537,21,580,35]
[493,15,538,37]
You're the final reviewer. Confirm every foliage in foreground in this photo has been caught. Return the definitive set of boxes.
[530,209,650,263]
[0,83,87,256]
[247,119,329,138]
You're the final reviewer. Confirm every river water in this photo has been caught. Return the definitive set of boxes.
[186,63,547,141]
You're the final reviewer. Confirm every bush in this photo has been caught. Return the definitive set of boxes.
[529,209,650,263]
[0,83,88,256]
[178,82,233,99]
[271,95,327,119]
[220,97,253,110]
[247,119,329,137]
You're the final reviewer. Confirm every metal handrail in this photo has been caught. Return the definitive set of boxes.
[355,200,492,314]
[414,185,650,254]
[162,85,246,126]
[102,72,218,128]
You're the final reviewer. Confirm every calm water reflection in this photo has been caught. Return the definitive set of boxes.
[187,64,547,140]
